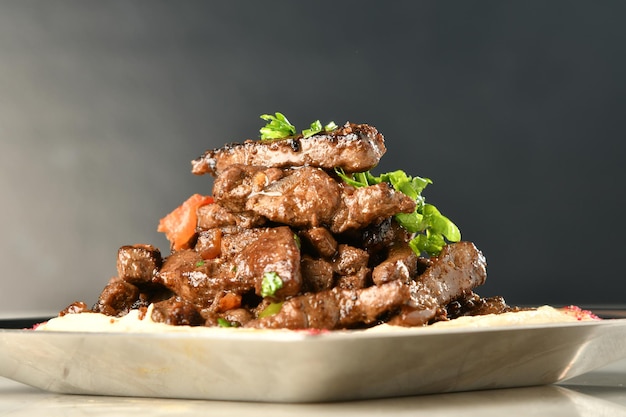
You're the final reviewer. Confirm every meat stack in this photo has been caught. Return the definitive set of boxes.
[72,122,513,329]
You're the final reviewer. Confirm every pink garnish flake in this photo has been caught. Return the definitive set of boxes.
[563,305,601,321]
[295,328,330,336]
[29,321,47,330]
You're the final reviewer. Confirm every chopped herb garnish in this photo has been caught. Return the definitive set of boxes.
[258,302,284,318]
[260,271,283,298]
[302,120,323,138]
[217,318,239,328]
[260,113,338,140]
[335,168,461,257]
[293,233,301,250]
[324,121,338,132]
[259,112,296,140]
[302,119,339,138]
[195,260,205,267]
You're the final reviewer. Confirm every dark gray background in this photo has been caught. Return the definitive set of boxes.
[1,1,624,316]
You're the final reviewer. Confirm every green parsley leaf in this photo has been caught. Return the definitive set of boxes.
[216,318,239,328]
[335,168,370,188]
[302,119,339,138]
[302,120,323,138]
[335,167,461,257]
[293,233,301,250]
[324,121,338,132]
[258,302,284,318]
[259,112,296,140]
[422,204,461,242]
[408,206,460,256]
[260,113,338,140]
[409,232,445,257]
[260,271,283,298]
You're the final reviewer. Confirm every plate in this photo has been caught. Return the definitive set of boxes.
[2,319,626,403]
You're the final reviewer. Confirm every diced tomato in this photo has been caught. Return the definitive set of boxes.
[217,292,242,312]
[157,194,214,251]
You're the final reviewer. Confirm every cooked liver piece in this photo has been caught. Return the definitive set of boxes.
[191,122,386,177]
[300,255,335,293]
[157,226,302,304]
[117,244,162,284]
[330,183,416,233]
[234,226,302,298]
[388,241,487,326]
[151,296,204,326]
[92,277,140,317]
[371,242,418,285]
[246,167,342,228]
[212,165,415,233]
[298,227,338,258]
[247,280,409,330]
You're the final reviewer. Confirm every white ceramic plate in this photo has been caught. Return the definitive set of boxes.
[2,319,626,403]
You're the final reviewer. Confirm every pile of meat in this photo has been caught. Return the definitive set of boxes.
[64,122,516,330]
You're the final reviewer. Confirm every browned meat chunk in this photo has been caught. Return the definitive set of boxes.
[151,296,204,326]
[335,267,369,290]
[388,241,487,326]
[362,218,405,247]
[207,164,415,233]
[246,167,342,228]
[117,244,162,284]
[332,244,369,276]
[299,227,338,258]
[92,277,140,316]
[218,227,267,258]
[445,292,515,319]
[330,183,416,233]
[371,242,418,285]
[59,301,89,316]
[196,203,265,230]
[234,226,302,298]
[191,123,386,177]
[219,308,253,327]
[194,228,222,260]
[155,250,222,308]
[247,280,409,330]
[301,255,335,293]
[361,218,412,261]
[157,226,302,306]
[197,204,235,229]
[212,165,285,213]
